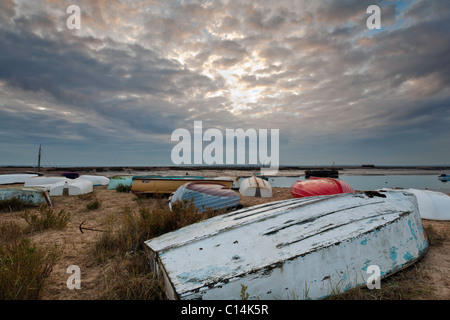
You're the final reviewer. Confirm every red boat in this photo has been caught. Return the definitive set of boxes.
[290,177,354,198]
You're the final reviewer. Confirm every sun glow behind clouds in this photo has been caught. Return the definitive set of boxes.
[202,52,271,114]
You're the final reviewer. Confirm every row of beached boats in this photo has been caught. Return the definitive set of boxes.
[1,172,449,300]
[0,173,110,206]
[145,180,450,300]
[106,174,449,300]
[2,172,448,222]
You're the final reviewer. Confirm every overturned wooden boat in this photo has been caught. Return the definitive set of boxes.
[131,176,233,195]
[239,176,272,197]
[107,175,134,190]
[0,174,38,185]
[145,190,428,300]
[380,188,450,221]
[0,187,52,206]
[169,182,241,213]
[291,177,354,198]
[49,178,93,196]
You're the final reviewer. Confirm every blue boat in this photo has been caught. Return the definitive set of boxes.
[438,174,450,182]
[169,182,241,213]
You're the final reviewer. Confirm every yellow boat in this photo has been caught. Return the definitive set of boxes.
[130,176,235,195]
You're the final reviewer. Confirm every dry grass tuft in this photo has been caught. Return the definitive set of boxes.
[0,237,60,300]
[0,197,34,212]
[20,205,70,233]
[92,198,225,299]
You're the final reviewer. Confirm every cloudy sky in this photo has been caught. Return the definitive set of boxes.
[0,0,449,167]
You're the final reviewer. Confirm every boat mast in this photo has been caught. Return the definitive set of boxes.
[38,145,42,172]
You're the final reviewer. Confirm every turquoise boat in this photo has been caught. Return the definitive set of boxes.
[107,175,192,190]
[107,175,134,190]
[0,187,52,206]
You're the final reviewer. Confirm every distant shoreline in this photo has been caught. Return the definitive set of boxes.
[1,165,448,177]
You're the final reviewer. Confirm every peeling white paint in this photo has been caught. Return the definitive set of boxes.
[145,190,428,300]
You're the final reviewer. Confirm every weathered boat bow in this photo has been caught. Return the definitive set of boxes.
[145,190,428,300]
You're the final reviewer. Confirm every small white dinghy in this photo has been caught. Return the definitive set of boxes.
[25,176,70,191]
[79,175,110,186]
[145,190,428,300]
[0,174,38,185]
[380,188,450,221]
[239,176,272,197]
[49,178,93,196]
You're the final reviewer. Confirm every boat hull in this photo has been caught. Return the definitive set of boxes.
[131,177,233,195]
[290,177,354,198]
[305,169,339,178]
[49,178,93,196]
[239,176,272,197]
[0,174,38,185]
[24,176,70,191]
[62,172,79,179]
[79,175,110,186]
[0,187,52,206]
[380,188,450,221]
[107,175,134,190]
[145,190,428,300]
[170,182,241,213]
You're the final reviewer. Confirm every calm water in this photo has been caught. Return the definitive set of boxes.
[262,175,450,193]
